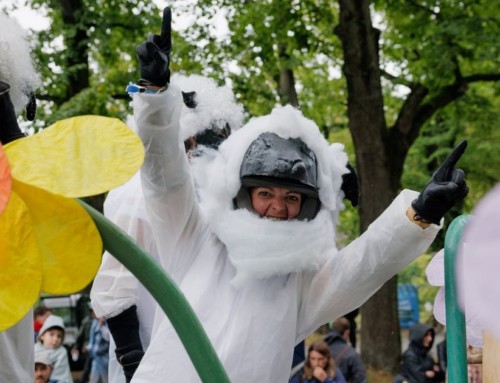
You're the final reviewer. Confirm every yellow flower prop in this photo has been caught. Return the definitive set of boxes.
[0,115,144,331]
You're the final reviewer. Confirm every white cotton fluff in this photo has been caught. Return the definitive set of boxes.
[0,13,41,113]
[202,104,349,216]
[214,208,336,286]
[199,105,350,283]
[125,74,244,142]
[170,73,245,141]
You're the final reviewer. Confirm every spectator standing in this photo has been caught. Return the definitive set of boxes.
[290,340,346,383]
[325,317,367,383]
[393,323,445,383]
[88,317,110,383]
[35,315,73,383]
[73,306,94,383]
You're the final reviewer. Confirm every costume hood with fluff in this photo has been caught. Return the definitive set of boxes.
[126,73,244,142]
[0,13,41,113]
[170,73,244,142]
[200,105,349,285]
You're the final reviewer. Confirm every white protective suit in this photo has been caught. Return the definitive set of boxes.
[130,85,441,383]
[90,74,244,383]
[0,311,34,383]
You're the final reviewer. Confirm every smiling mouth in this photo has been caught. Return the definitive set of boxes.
[265,216,286,221]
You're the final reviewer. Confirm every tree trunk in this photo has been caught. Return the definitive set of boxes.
[60,0,90,98]
[60,0,104,213]
[277,43,299,107]
[336,0,403,373]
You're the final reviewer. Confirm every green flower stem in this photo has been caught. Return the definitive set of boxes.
[79,200,231,383]
[444,214,470,383]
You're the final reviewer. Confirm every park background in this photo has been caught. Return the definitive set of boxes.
[4,0,499,379]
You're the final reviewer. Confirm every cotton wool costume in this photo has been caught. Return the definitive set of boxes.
[0,12,41,383]
[90,73,244,383]
[130,82,445,382]
[124,8,468,382]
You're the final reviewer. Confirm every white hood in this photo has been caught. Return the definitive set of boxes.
[38,315,65,340]
[200,105,349,284]
[201,104,349,216]
[171,73,245,141]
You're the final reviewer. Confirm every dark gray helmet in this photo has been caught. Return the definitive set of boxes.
[234,132,321,220]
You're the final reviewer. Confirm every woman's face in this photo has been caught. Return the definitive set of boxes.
[250,187,302,220]
[308,350,327,369]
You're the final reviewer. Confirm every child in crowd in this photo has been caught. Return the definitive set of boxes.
[35,315,73,383]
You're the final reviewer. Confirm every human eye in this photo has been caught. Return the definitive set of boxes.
[286,194,301,203]
[256,189,272,197]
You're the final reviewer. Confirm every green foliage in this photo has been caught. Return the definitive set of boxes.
[375,0,500,90]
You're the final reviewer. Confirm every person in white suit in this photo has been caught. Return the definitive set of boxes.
[90,72,245,383]
[125,8,468,383]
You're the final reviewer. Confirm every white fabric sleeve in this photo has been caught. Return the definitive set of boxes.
[297,189,441,340]
[0,310,34,382]
[90,173,158,319]
[134,87,206,280]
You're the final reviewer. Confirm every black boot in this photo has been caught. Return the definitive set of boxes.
[0,81,26,144]
[106,305,144,383]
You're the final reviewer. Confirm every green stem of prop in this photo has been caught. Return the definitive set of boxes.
[444,214,470,383]
[79,200,231,383]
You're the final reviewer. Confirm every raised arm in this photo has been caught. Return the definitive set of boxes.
[298,141,469,338]
[133,8,205,275]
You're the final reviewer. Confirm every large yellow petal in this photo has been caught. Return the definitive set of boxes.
[5,115,144,198]
[0,190,41,331]
[0,144,11,215]
[13,179,103,294]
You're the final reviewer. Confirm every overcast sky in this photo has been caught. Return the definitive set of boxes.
[6,1,228,36]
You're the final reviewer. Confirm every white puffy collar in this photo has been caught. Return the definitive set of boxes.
[212,209,337,286]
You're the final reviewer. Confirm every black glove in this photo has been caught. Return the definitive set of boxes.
[411,140,469,224]
[106,305,144,383]
[341,162,359,207]
[0,81,26,144]
[136,7,172,87]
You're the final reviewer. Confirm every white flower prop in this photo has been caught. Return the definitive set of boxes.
[457,184,500,342]
[426,184,500,348]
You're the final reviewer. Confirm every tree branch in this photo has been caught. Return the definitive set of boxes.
[391,71,500,155]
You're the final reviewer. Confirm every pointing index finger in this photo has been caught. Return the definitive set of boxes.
[159,7,172,52]
[434,140,468,182]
